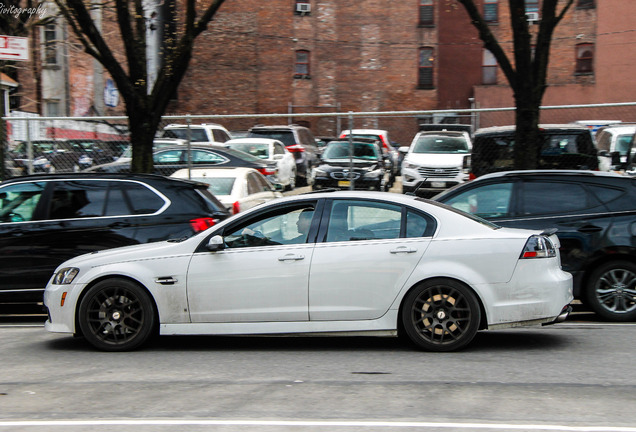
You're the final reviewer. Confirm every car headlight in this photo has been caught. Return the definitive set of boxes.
[363,169,383,179]
[403,161,419,170]
[53,267,80,285]
[314,168,327,177]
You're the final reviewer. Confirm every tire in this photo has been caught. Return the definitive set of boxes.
[401,278,481,352]
[585,260,636,322]
[286,169,297,191]
[78,278,157,351]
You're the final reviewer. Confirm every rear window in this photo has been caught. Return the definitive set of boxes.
[248,130,296,146]
[472,129,598,176]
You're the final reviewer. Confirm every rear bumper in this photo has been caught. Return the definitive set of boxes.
[543,304,573,326]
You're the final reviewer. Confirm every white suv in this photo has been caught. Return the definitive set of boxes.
[400,131,472,197]
[162,123,232,144]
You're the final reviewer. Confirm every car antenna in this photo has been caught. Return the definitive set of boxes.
[404,178,428,196]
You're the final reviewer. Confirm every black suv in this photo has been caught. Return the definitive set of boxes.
[0,173,229,304]
[313,138,392,191]
[471,124,598,177]
[247,125,319,186]
[434,170,636,321]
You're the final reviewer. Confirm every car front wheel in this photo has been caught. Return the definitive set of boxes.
[401,278,481,352]
[78,278,157,351]
[585,260,636,321]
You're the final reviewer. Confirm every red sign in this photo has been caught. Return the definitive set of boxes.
[0,35,29,61]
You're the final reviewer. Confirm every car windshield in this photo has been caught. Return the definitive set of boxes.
[322,142,379,160]
[616,135,633,156]
[230,143,270,159]
[413,136,469,154]
[192,177,235,196]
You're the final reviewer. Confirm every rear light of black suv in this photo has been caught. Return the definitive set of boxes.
[190,217,218,233]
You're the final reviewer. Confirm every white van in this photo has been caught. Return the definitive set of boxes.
[594,125,635,171]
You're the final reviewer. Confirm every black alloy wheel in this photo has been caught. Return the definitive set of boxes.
[401,278,481,352]
[586,260,636,322]
[78,278,156,351]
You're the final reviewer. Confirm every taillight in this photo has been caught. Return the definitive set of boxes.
[232,201,240,214]
[190,217,217,233]
[520,235,557,259]
[286,144,305,153]
[257,167,277,176]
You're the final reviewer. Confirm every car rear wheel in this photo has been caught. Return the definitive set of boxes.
[401,278,481,352]
[585,260,636,322]
[78,278,156,351]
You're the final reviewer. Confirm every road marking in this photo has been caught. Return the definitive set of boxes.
[0,419,635,431]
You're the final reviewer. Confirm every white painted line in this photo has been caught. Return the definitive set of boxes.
[0,419,635,431]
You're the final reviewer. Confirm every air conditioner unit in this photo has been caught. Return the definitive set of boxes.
[296,3,311,13]
[526,12,540,23]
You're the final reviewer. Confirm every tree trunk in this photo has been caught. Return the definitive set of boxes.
[127,101,160,173]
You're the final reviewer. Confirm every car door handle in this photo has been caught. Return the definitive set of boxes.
[390,247,417,254]
[108,221,132,228]
[278,254,305,261]
[578,225,603,233]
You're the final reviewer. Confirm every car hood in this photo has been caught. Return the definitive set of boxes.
[405,152,469,167]
[318,159,380,169]
[56,238,195,270]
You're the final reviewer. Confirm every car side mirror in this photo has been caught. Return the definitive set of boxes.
[398,146,409,154]
[206,235,225,252]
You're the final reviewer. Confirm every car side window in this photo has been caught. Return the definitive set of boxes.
[406,210,434,238]
[326,200,402,242]
[108,182,166,215]
[223,204,316,248]
[192,150,226,164]
[0,182,46,223]
[521,181,595,215]
[49,181,108,219]
[246,173,260,195]
[253,173,272,192]
[154,150,182,164]
[213,129,231,143]
[443,182,513,218]
[274,143,285,155]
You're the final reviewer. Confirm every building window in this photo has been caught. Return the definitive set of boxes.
[418,47,434,89]
[295,0,311,15]
[44,23,57,65]
[524,0,539,13]
[419,0,434,26]
[295,50,310,78]
[575,43,594,74]
[577,0,595,8]
[482,50,497,85]
[484,0,498,23]
[45,100,59,117]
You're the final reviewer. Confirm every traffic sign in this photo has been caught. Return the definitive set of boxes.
[0,35,29,61]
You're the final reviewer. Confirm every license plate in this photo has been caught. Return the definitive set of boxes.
[338,180,351,187]
[431,181,446,188]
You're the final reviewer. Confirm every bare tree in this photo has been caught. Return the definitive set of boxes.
[456,0,575,169]
[54,0,227,172]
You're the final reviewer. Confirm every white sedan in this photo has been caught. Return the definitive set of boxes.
[43,191,573,352]
[225,138,297,190]
[171,167,283,214]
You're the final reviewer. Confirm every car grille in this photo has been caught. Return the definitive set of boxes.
[331,171,362,180]
[417,167,460,178]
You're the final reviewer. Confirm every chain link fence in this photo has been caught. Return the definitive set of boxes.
[3,102,636,180]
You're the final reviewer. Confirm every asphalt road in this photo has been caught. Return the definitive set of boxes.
[1,306,635,432]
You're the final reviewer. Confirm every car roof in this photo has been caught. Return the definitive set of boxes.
[0,172,203,186]
[171,167,259,178]
[475,124,591,135]
[471,169,630,181]
[226,138,283,145]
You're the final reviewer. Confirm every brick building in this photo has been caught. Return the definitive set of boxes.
[8,0,636,146]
